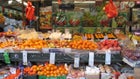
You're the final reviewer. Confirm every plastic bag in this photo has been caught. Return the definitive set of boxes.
[103,0,118,18]
[25,1,35,20]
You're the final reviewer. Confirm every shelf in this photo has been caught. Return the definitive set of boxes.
[123,58,140,68]
[52,1,95,4]
[74,1,95,4]
[0,53,122,63]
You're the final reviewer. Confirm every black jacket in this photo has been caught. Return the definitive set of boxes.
[0,24,5,32]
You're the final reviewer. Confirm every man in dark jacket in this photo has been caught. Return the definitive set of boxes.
[0,24,5,32]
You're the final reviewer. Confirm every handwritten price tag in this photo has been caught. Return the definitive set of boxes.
[74,54,80,68]
[49,53,55,64]
[105,50,111,65]
[22,51,28,65]
[88,52,94,67]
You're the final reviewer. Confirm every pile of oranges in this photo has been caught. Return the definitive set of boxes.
[24,63,68,77]
[17,39,48,50]
[69,40,98,50]
[0,41,14,49]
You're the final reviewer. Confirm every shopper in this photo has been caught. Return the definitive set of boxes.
[0,24,4,32]
[4,23,15,32]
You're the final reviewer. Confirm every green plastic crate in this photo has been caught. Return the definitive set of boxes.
[39,76,47,79]
[23,75,37,79]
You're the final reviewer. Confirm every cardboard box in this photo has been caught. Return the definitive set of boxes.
[134,67,140,79]
[85,74,99,79]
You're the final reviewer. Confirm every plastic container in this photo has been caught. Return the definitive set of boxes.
[85,74,99,79]
[39,76,46,79]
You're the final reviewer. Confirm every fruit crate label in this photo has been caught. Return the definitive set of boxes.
[49,53,55,64]
[22,51,28,65]
[88,52,94,67]
[74,54,80,68]
[105,50,111,65]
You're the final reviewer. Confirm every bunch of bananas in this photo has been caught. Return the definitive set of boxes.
[132,35,140,42]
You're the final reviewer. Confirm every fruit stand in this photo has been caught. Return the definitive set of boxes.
[0,0,140,79]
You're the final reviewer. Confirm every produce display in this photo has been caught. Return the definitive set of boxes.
[0,31,16,37]
[121,39,140,61]
[122,48,140,61]
[131,35,140,42]
[69,19,80,26]
[107,33,116,39]
[69,40,98,50]
[94,33,116,39]
[17,29,39,39]
[0,29,136,53]
[69,13,81,26]
[0,28,139,79]
[53,12,67,26]
[67,66,85,79]
[47,40,70,48]
[98,40,121,51]
[85,34,94,40]
[81,12,95,27]
[16,39,48,50]
[99,64,121,79]
[1,63,134,79]
[24,63,68,77]
[94,33,104,39]
[100,19,110,27]
[40,7,52,29]
[72,34,83,40]
[115,33,127,40]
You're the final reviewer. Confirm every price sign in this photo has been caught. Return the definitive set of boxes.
[88,52,94,67]
[3,52,11,64]
[104,35,108,40]
[49,53,55,64]
[22,51,28,65]
[105,50,111,65]
[74,54,80,68]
